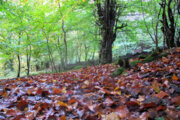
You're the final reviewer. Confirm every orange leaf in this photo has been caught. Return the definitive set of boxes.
[53,88,62,94]
[172,74,179,81]
[3,91,8,98]
[68,98,77,105]
[156,105,166,112]
[60,115,67,120]
[162,57,169,63]
[56,101,68,108]
[176,62,180,67]
[154,91,168,99]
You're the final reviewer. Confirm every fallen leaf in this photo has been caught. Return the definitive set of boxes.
[60,115,67,120]
[176,62,180,67]
[171,96,180,106]
[55,101,68,108]
[142,102,156,110]
[115,105,129,119]
[156,105,166,112]
[154,91,168,99]
[152,82,160,93]
[17,100,28,111]
[53,88,62,94]
[101,112,119,120]
[172,74,179,81]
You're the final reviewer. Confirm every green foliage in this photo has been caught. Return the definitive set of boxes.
[0,0,179,78]
[112,67,125,77]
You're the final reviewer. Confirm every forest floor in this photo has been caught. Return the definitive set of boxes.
[0,48,180,120]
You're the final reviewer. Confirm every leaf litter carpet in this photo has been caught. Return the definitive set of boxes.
[0,48,180,120]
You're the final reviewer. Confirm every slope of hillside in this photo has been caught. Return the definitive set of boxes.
[0,48,180,120]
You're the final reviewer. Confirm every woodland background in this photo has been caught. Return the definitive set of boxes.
[0,0,179,79]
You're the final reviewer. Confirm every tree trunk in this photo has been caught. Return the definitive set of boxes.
[99,32,114,64]
[160,0,175,48]
[95,0,126,64]
[17,33,21,78]
[26,45,31,76]
[58,2,68,66]
[62,21,68,66]
[17,55,21,78]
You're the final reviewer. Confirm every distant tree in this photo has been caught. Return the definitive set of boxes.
[94,0,126,64]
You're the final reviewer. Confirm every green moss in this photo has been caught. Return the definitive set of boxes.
[160,52,168,58]
[138,54,147,59]
[73,65,84,70]
[130,60,141,67]
[142,51,159,63]
[117,58,130,68]
[112,67,125,77]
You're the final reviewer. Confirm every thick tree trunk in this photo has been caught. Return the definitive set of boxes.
[99,32,114,64]
[95,0,126,64]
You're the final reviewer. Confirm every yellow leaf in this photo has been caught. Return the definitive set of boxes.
[114,87,119,91]
[56,101,68,108]
[152,82,160,93]
[172,74,178,81]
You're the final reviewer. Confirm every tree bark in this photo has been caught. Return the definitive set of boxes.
[160,0,175,48]
[17,33,21,78]
[95,0,126,64]
[58,2,68,66]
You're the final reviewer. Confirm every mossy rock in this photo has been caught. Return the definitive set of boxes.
[160,52,168,58]
[138,54,147,59]
[117,58,130,68]
[130,60,141,67]
[142,51,159,63]
[73,65,84,70]
[112,67,125,77]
